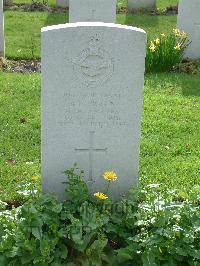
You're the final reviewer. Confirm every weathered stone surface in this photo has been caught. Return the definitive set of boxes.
[56,0,69,8]
[41,22,146,199]
[177,0,200,59]
[0,0,4,57]
[127,0,156,11]
[69,0,116,23]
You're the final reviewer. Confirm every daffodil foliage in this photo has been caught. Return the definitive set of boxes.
[146,29,191,72]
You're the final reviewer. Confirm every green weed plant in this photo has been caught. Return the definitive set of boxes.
[0,166,199,265]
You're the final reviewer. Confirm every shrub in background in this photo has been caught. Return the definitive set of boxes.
[146,29,191,73]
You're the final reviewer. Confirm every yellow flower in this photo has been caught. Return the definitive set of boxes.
[174,43,181,50]
[173,28,180,36]
[149,43,156,52]
[31,175,39,181]
[154,38,160,45]
[173,28,187,38]
[103,171,118,181]
[180,31,188,38]
[94,192,108,200]
[161,33,166,37]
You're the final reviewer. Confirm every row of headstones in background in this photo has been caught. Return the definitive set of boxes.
[177,0,200,59]
[0,0,4,57]
[41,0,146,199]
[57,0,116,23]
[57,0,156,11]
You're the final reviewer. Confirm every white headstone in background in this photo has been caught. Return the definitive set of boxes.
[69,0,116,23]
[177,0,200,59]
[42,22,146,199]
[128,0,156,11]
[57,0,69,8]
[0,0,4,57]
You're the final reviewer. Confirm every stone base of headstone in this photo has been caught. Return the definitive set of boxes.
[56,0,69,8]
[127,0,156,11]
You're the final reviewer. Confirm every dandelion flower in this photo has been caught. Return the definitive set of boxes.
[31,175,39,181]
[103,171,118,181]
[94,192,108,200]
[161,33,166,37]
[154,38,160,45]
[174,43,181,50]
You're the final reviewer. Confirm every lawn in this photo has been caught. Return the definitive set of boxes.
[4,0,179,59]
[4,11,177,59]
[1,2,200,264]
[1,0,200,203]
[0,71,199,202]
[13,0,178,8]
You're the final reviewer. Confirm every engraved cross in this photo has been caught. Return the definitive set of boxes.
[75,131,107,181]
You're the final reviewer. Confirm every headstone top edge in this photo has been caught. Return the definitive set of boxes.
[41,22,146,35]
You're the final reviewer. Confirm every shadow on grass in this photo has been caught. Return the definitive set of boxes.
[124,13,159,28]
[44,11,68,27]
[146,72,200,97]
[179,74,200,97]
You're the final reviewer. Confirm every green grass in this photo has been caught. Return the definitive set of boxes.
[5,11,177,59]
[0,71,199,202]
[4,0,179,59]
[118,14,177,37]
[1,0,199,203]
[5,11,68,59]
[0,73,41,202]
[157,0,178,9]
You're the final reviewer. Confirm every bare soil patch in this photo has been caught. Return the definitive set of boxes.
[0,57,41,73]
[5,2,67,12]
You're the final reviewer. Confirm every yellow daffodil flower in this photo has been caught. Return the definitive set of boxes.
[103,171,118,181]
[149,44,156,52]
[94,192,108,200]
[180,31,188,38]
[173,28,180,36]
[174,43,181,50]
[154,38,160,45]
[173,28,187,38]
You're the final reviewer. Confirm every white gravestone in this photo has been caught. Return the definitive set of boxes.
[42,22,146,199]
[69,0,116,23]
[57,0,69,8]
[177,0,200,59]
[0,0,4,57]
[128,0,156,11]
